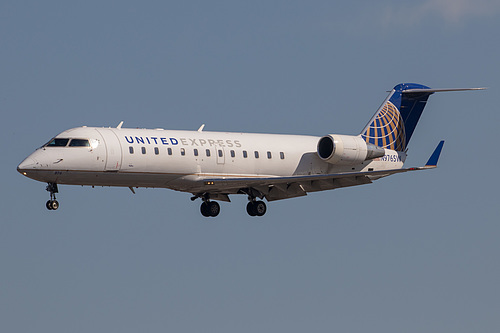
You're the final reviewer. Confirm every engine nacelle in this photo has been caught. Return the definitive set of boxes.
[317,134,385,165]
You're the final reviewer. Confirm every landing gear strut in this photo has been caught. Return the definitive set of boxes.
[246,200,267,217]
[46,183,59,210]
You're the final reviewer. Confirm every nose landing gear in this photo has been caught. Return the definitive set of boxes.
[45,183,59,210]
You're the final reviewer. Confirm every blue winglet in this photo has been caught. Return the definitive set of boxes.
[425,141,445,167]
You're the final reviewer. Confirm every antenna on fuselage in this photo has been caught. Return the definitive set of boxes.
[117,121,124,129]
[197,124,205,132]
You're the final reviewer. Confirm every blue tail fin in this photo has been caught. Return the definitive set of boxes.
[360,83,433,152]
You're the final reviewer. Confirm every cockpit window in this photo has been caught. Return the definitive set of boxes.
[45,138,94,148]
[69,139,90,147]
[46,138,69,147]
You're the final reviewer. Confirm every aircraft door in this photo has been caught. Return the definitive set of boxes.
[96,129,123,171]
[215,146,225,165]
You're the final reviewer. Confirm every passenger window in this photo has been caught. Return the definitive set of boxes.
[206,149,211,157]
[230,150,235,158]
[243,150,248,158]
[69,139,90,147]
[254,151,259,159]
[154,147,159,155]
[46,138,69,147]
[141,147,146,154]
[181,148,186,156]
[218,150,223,157]
[129,147,134,154]
[194,149,199,156]
[280,152,285,160]
[267,151,272,159]
[167,148,172,155]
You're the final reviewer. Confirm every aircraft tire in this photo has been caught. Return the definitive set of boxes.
[208,201,220,217]
[254,201,266,216]
[51,200,59,210]
[46,200,59,210]
[200,202,211,217]
[246,202,257,216]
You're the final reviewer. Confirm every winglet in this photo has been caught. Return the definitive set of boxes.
[117,121,124,129]
[425,141,445,168]
[197,124,205,132]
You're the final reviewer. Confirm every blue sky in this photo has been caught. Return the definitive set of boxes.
[1,1,499,332]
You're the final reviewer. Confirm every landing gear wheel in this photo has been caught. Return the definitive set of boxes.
[51,200,59,210]
[246,202,257,216]
[254,200,266,216]
[46,200,59,210]
[208,201,220,217]
[200,201,220,217]
[246,201,267,217]
[200,202,211,217]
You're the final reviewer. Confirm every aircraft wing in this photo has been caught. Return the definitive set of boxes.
[198,141,445,201]
[201,165,427,201]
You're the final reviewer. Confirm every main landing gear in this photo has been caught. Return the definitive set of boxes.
[246,200,267,217]
[200,200,220,217]
[195,193,220,217]
[192,193,268,217]
[198,199,267,217]
[45,183,59,210]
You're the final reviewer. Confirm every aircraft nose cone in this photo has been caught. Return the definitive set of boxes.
[17,157,37,174]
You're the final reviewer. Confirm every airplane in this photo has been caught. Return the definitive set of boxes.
[17,83,484,217]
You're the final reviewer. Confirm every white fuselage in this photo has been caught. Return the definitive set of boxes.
[18,126,406,195]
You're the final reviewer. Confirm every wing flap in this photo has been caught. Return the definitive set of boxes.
[198,167,425,201]
[265,183,307,201]
[203,167,421,189]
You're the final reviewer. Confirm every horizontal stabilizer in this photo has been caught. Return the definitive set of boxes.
[403,87,486,94]
[425,141,445,168]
